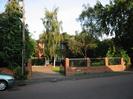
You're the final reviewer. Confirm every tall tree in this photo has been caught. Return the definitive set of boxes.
[98,0,133,53]
[0,0,23,67]
[79,2,103,39]
[40,8,62,66]
[79,0,133,56]
[0,0,34,68]
[68,32,97,58]
[61,33,74,58]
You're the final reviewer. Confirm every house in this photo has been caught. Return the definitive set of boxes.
[35,40,44,59]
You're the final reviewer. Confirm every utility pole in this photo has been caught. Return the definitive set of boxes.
[8,0,25,75]
[20,0,26,75]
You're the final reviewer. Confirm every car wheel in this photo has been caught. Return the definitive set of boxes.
[0,81,7,91]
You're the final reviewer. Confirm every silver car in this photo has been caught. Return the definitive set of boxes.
[0,73,15,91]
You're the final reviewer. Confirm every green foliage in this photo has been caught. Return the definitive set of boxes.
[25,36,36,60]
[94,39,113,57]
[40,8,62,60]
[90,59,105,67]
[106,47,131,66]
[8,66,27,80]
[106,46,116,57]
[42,8,62,33]
[79,2,103,39]
[52,66,60,72]
[97,0,133,54]
[52,66,64,74]
[32,58,45,66]
[70,59,87,67]
[60,33,75,58]
[68,32,97,58]
[0,0,34,77]
[0,0,22,67]
[79,0,133,61]
[120,49,131,66]
[14,67,28,80]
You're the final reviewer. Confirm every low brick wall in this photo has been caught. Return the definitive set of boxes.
[65,58,127,76]
[0,68,14,75]
[108,65,126,71]
[32,66,45,72]
[65,65,126,76]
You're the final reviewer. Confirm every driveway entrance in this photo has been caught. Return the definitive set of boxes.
[31,65,63,79]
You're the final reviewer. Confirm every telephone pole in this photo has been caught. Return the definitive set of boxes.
[20,0,26,75]
[8,0,26,75]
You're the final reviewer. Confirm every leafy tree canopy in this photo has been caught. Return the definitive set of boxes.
[98,0,133,51]
[40,8,62,60]
[79,0,133,58]
[0,0,34,67]
[68,32,97,58]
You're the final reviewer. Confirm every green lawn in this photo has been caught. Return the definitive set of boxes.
[52,66,64,74]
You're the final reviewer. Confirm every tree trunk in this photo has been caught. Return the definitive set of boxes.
[53,56,56,67]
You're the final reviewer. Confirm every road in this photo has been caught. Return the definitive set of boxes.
[0,74,133,99]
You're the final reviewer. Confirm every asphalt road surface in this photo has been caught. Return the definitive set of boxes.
[0,74,133,99]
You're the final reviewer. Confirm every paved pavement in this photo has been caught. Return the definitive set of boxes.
[16,71,133,86]
[15,65,133,87]
[1,74,133,99]
[31,65,133,82]
[31,72,63,79]
[32,65,58,74]
[31,65,63,79]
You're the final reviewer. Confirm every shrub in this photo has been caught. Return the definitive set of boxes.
[52,66,64,74]
[120,49,131,66]
[106,47,131,66]
[8,66,27,80]
[32,58,45,65]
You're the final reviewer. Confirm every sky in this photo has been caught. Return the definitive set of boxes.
[0,0,109,40]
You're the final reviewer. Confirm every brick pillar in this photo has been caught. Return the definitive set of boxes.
[27,59,32,79]
[65,58,69,76]
[121,58,127,70]
[86,58,90,67]
[65,58,69,68]
[105,57,109,66]
[121,58,125,66]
